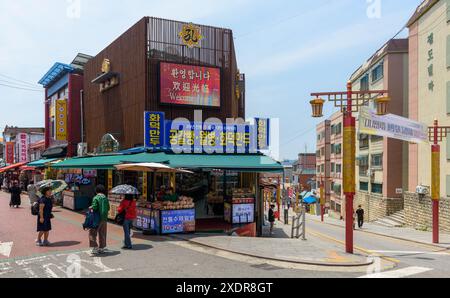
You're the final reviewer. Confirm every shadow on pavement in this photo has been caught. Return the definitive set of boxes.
[129,244,153,251]
[99,250,121,257]
[49,241,81,248]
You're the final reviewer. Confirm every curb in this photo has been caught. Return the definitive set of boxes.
[308,216,450,250]
[169,234,374,268]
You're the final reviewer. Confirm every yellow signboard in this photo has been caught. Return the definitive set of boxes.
[142,172,148,199]
[179,23,203,48]
[431,148,440,201]
[108,170,113,192]
[55,100,67,141]
[343,126,356,194]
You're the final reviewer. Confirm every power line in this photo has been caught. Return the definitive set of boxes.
[0,79,42,90]
[0,73,39,88]
[0,83,43,92]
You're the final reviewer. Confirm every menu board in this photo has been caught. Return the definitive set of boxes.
[161,209,196,234]
[232,203,255,224]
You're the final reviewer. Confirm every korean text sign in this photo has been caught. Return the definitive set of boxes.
[144,112,165,149]
[161,209,196,234]
[160,62,221,107]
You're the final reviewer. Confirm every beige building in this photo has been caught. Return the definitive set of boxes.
[408,0,450,197]
[349,39,409,221]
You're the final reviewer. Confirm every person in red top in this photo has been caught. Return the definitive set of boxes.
[117,195,137,249]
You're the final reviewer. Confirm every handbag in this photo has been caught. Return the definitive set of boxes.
[115,200,131,225]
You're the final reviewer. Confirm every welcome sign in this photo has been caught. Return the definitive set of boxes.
[359,107,428,144]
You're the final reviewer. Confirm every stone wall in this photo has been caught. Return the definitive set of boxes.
[355,191,404,222]
[404,192,450,232]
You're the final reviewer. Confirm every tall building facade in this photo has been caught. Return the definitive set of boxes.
[350,39,409,221]
[316,112,343,218]
[408,0,450,197]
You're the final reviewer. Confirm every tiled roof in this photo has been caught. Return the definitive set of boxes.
[406,0,439,27]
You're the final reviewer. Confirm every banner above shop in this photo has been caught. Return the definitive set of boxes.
[160,62,221,108]
[359,107,428,144]
[144,111,270,154]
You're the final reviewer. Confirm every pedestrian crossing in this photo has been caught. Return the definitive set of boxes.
[358,266,433,278]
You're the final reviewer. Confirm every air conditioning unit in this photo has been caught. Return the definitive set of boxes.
[77,143,87,157]
[416,185,430,196]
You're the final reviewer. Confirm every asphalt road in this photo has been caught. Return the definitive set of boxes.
[306,218,450,278]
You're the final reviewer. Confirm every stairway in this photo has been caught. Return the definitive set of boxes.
[373,210,405,228]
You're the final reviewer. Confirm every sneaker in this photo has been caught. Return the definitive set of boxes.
[98,248,106,254]
[42,241,51,247]
[89,248,99,257]
[35,240,43,247]
[121,246,132,250]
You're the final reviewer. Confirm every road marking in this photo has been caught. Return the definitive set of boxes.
[369,250,449,256]
[0,242,13,258]
[307,228,400,264]
[358,266,433,278]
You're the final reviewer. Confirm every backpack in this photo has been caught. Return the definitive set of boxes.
[31,202,40,216]
[83,210,100,230]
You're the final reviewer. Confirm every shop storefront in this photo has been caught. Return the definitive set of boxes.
[52,151,282,236]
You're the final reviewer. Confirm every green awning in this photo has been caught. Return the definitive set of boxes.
[27,158,57,168]
[51,152,283,173]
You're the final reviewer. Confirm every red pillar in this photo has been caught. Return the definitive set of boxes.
[431,120,440,244]
[343,82,356,254]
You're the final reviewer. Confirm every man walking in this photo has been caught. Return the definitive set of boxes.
[89,185,110,256]
[356,205,365,229]
[268,204,275,235]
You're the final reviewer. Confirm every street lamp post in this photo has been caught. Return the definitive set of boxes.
[310,82,389,254]
[428,119,450,244]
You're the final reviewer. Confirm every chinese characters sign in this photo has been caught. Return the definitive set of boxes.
[178,23,203,48]
[55,100,67,141]
[144,112,165,149]
[160,62,220,107]
[161,209,196,234]
[232,203,255,224]
[18,133,29,163]
[5,142,15,165]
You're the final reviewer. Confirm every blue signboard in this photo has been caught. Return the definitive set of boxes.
[144,112,165,149]
[144,111,269,154]
[161,209,196,234]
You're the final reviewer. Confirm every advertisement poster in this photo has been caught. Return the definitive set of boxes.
[55,100,67,141]
[359,107,428,144]
[5,142,15,164]
[160,62,221,107]
[161,209,196,234]
[232,203,255,224]
[134,208,160,233]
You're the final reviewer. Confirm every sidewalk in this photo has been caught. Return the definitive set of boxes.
[172,220,377,267]
[306,213,450,249]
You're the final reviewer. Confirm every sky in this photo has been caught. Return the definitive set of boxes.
[0,0,421,160]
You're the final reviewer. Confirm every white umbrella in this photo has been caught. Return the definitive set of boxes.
[115,163,193,174]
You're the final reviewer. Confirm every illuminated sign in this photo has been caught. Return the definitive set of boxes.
[179,23,203,48]
[160,62,220,108]
[55,100,67,141]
